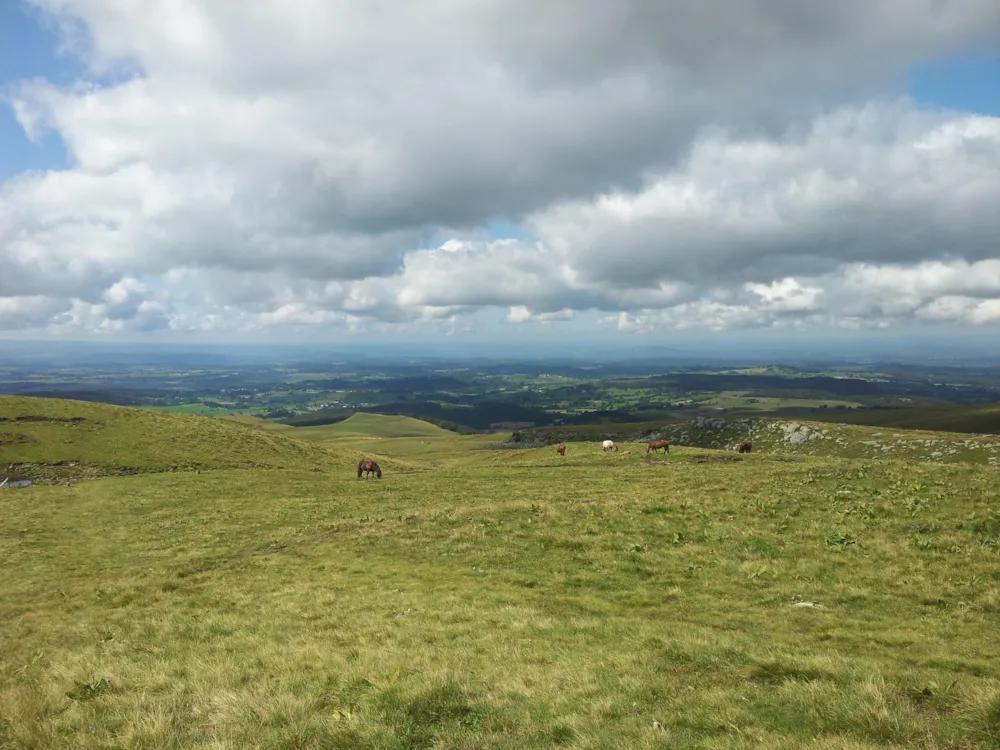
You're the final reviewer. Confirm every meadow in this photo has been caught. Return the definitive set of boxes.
[2,397,1000,748]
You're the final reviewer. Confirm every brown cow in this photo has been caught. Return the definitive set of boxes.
[646,439,670,454]
[556,443,566,456]
[737,441,752,454]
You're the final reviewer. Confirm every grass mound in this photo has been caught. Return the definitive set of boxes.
[0,396,391,482]
[293,412,459,439]
[226,412,457,441]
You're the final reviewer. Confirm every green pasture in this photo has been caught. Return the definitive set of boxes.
[2,397,1000,748]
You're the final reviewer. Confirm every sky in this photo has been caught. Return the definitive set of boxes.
[1,1,999,346]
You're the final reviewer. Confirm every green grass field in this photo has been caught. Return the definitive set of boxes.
[3,397,1000,748]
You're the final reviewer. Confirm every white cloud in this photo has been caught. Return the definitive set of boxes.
[745,278,823,313]
[2,1,1000,338]
[528,104,1000,288]
[0,296,71,330]
[507,306,574,324]
[919,296,1000,325]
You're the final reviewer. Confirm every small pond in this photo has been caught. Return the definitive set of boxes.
[0,479,32,488]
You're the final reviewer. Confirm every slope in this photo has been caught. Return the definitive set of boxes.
[2,448,999,748]
[222,412,504,471]
[321,412,459,438]
[0,396,395,481]
[226,412,457,440]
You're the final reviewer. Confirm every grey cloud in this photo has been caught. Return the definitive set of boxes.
[474,1,1000,86]
[2,1,1000,337]
[0,296,72,330]
[18,0,1000,237]
[0,281,173,334]
[532,105,1000,288]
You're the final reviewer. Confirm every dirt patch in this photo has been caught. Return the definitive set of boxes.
[687,455,743,464]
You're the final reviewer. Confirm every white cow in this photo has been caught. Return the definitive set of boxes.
[602,440,617,452]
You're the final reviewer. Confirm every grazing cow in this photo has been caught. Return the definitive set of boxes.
[556,443,566,456]
[357,459,382,479]
[602,440,617,452]
[646,439,670,454]
[737,441,752,454]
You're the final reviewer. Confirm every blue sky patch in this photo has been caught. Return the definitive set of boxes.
[907,48,1000,116]
[484,218,537,242]
[0,2,76,177]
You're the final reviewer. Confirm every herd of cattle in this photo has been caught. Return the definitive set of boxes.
[358,438,753,478]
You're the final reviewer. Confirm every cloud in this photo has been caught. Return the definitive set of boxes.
[2,1,1000,337]
[0,296,71,330]
[528,104,1000,288]
[745,279,822,313]
[507,306,575,324]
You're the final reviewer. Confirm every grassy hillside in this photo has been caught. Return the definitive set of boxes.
[278,409,480,434]
[295,412,458,439]
[3,400,1000,748]
[225,412,499,469]
[279,400,556,431]
[0,396,390,482]
[228,412,458,439]
[520,416,1000,466]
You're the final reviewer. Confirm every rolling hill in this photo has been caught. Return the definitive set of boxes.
[0,395,396,481]
[223,411,490,467]
[283,412,459,439]
[3,397,1000,748]
[225,411,458,441]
